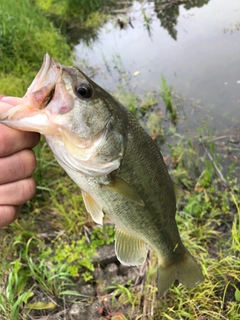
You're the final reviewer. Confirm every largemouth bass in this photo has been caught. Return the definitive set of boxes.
[0,54,204,296]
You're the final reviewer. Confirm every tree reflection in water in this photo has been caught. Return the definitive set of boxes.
[153,0,210,40]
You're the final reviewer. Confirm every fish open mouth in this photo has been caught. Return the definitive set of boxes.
[24,53,62,109]
[25,54,60,99]
[0,54,62,134]
[45,88,55,107]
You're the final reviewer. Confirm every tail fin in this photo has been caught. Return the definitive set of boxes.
[157,248,204,297]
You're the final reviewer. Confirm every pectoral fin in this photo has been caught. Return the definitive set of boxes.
[81,191,103,225]
[103,177,144,206]
[115,228,147,266]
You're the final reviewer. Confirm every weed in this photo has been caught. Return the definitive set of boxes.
[40,225,115,282]
[0,260,33,320]
[146,112,165,142]
[142,8,153,38]
[160,75,177,123]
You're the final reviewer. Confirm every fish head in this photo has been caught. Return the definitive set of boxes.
[0,54,125,176]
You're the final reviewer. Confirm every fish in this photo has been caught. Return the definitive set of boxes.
[0,54,204,296]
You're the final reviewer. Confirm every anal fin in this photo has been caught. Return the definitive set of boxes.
[115,228,147,266]
[81,191,103,225]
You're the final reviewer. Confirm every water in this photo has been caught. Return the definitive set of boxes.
[74,0,240,132]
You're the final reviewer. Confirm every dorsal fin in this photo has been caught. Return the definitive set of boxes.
[172,181,184,203]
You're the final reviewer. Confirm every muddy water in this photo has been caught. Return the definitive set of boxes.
[74,0,240,132]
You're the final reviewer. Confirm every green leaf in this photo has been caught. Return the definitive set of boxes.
[26,301,56,310]
[235,289,240,302]
[59,290,89,297]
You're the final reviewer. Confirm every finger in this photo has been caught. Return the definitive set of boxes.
[0,149,37,185]
[0,96,25,108]
[0,125,40,157]
[0,205,21,228]
[0,98,40,156]
[0,177,36,206]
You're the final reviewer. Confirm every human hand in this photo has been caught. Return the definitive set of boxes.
[0,95,40,228]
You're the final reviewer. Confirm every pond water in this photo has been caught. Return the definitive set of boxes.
[74,0,240,133]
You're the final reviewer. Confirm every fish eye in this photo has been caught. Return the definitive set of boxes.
[75,83,93,98]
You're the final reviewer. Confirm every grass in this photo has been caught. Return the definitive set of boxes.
[0,0,72,97]
[0,1,240,319]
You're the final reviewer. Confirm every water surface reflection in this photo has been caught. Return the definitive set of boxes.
[74,0,240,132]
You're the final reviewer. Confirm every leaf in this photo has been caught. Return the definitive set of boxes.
[59,290,89,297]
[235,289,240,302]
[26,301,56,310]
[21,291,34,304]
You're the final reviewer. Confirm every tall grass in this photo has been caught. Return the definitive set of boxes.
[0,0,72,96]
